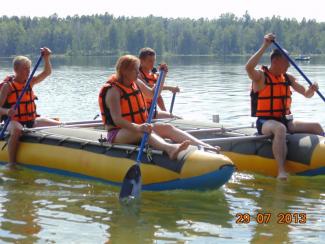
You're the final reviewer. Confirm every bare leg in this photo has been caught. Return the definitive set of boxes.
[113,129,143,144]
[7,121,23,168]
[152,123,220,152]
[33,117,61,127]
[287,119,324,135]
[261,120,288,180]
[113,128,190,160]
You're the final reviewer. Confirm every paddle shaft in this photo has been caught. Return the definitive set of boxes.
[169,92,176,114]
[273,41,325,102]
[136,70,165,163]
[0,55,43,139]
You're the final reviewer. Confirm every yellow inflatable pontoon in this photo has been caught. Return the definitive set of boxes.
[166,118,325,177]
[0,126,235,191]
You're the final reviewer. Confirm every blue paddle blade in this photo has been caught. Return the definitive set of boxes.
[119,164,142,202]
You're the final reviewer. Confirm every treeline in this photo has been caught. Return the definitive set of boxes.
[1,12,325,56]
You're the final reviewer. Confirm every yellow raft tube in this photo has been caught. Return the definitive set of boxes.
[166,119,325,177]
[0,127,235,191]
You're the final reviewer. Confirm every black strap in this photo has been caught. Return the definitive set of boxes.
[28,86,33,114]
[124,86,136,122]
[121,107,147,117]
[10,82,22,118]
[256,108,290,113]
[263,72,274,116]
[104,82,147,124]
[101,86,116,126]
[263,69,292,117]
[130,85,146,122]
[8,83,36,116]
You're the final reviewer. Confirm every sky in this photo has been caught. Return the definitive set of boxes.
[0,0,324,22]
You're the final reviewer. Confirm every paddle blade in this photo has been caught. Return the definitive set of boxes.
[119,164,142,202]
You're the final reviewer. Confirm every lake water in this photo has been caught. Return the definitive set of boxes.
[0,56,324,243]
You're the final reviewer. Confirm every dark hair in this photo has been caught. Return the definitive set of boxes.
[270,48,288,61]
[139,47,156,60]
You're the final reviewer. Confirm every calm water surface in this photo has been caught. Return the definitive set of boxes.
[0,56,324,243]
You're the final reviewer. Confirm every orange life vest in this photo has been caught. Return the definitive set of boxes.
[139,67,158,109]
[98,75,148,127]
[251,66,292,118]
[0,75,38,122]
[140,68,157,87]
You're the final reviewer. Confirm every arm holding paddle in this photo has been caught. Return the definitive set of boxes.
[162,85,180,113]
[30,47,52,86]
[288,74,319,98]
[153,63,178,94]
[137,72,169,111]
[245,33,274,84]
[136,63,168,99]
[163,85,180,93]
[0,53,43,168]
[272,40,325,102]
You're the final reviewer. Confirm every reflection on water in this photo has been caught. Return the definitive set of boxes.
[0,168,324,243]
[0,56,324,243]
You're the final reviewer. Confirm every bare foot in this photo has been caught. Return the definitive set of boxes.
[6,163,19,170]
[277,171,288,181]
[168,140,191,160]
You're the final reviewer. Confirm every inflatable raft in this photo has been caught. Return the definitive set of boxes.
[165,118,325,177]
[0,125,235,191]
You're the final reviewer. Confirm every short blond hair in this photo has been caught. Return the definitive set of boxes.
[13,56,31,71]
[115,55,140,78]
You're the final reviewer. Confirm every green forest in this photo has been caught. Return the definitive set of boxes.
[1,12,325,56]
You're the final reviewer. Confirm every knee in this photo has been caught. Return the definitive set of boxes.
[274,124,287,138]
[315,123,324,135]
[162,124,174,131]
[160,124,177,136]
[10,126,22,137]
[154,123,174,132]
[305,122,324,135]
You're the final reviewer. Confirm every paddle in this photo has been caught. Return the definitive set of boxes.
[119,69,165,202]
[0,54,43,140]
[272,41,325,102]
[169,92,176,114]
